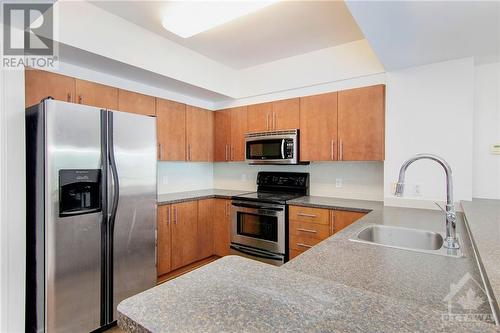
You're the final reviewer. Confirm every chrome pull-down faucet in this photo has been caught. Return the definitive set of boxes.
[394,153,460,249]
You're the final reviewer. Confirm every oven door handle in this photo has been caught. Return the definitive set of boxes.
[232,203,284,211]
[230,244,284,261]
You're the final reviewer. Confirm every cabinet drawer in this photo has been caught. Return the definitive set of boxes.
[289,206,330,225]
[290,220,330,240]
[289,248,305,260]
[289,235,322,251]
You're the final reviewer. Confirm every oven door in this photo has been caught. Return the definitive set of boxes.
[230,243,285,266]
[231,201,285,254]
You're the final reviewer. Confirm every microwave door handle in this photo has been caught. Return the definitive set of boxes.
[281,139,286,159]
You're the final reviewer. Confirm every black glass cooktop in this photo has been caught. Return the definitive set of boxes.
[232,191,305,205]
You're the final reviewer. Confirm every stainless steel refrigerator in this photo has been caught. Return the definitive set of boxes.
[25,99,157,332]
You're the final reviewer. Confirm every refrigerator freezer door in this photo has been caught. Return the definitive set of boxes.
[44,100,102,332]
[109,111,157,319]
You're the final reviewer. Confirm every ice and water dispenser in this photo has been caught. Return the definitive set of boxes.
[59,169,101,217]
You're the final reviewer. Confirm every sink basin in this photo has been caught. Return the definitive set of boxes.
[350,225,464,257]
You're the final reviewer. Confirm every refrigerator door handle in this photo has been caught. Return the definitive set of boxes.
[108,113,120,229]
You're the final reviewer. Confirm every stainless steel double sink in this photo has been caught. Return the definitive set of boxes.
[350,224,464,258]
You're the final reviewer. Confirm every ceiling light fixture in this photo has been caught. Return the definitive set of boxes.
[161,1,278,38]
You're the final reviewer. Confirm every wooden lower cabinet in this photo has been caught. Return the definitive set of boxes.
[197,199,214,260]
[157,204,172,276]
[157,198,230,279]
[171,201,199,270]
[213,199,232,257]
[288,205,367,259]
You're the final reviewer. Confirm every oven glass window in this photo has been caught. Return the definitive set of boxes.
[237,212,278,242]
[247,139,283,159]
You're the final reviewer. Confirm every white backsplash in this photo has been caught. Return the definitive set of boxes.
[213,162,384,201]
[157,162,214,194]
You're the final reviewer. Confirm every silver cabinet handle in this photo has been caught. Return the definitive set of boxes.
[297,212,317,218]
[187,144,192,161]
[159,143,163,160]
[226,202,230,217]
[167,206,170,225]
[225,145,228,161]
[339,140,343,160]
[273,112,276,130]
[330,139,334,160]
[297,243,313,249]
[297,228,317,234]
[78,95,83,104]
[231,146,234,161]
[67,92,72,102]
[173,207,177,224]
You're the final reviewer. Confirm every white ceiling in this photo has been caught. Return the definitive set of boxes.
[90,0,364,69]
[346,0,500,71]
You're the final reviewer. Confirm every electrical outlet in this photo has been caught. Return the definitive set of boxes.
[414,184,422,197]
[335,178,342,188]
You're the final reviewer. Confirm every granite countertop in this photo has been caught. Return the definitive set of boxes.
[287,195,383,212]
[118,256,497,333]
[157,189,251,205]
[461,199,500,318]
[119,192,499,332]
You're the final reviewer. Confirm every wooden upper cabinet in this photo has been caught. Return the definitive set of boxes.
[157,205,172,276]
[338,85,385,161]
[247,102,272,132]
[213,199,231,257]
[171,201,198,270]
[197,199,214,260]
[75,79,118,110]
[25,69,75,107]
[118,89,156,116]
[272,98,299,130]
[299,92,338,161]
[156,98,186,161]
[229,106,248,161]
[214,109,231,162]
[186,106,213,162]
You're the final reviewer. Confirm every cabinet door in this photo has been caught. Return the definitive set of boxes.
[338,85,385,161]
[25,69,75,107]
[331,210,366,235]
[272,98,300,130]
[75,79,118,110]
[171,201,199,270]
[247,102,272,132]
[299,92,338,161]
[118,89,156,116]
[156,98,186,161]
[214,109,231,162]
[186,106,213,161]
[197,199,214,260]
[213,199,231,257]
[230,106,248,161]
[157,205,171,276]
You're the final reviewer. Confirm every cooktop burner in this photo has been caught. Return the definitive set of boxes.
[232,191,305,205]
[232,171,310,205]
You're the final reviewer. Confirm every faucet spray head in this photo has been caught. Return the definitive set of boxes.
[395,182,405,197]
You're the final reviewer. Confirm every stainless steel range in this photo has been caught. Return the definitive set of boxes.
[230,172,309,266]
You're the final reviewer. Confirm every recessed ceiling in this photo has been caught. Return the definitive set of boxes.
[347,0,500,70]
[90,0,364,69]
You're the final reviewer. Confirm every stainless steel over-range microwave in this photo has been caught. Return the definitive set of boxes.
[245,129,299,164]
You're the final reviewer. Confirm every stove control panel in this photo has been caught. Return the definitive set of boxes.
[257,172,309,191]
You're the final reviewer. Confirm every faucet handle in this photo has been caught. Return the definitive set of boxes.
[433,201,446,213]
